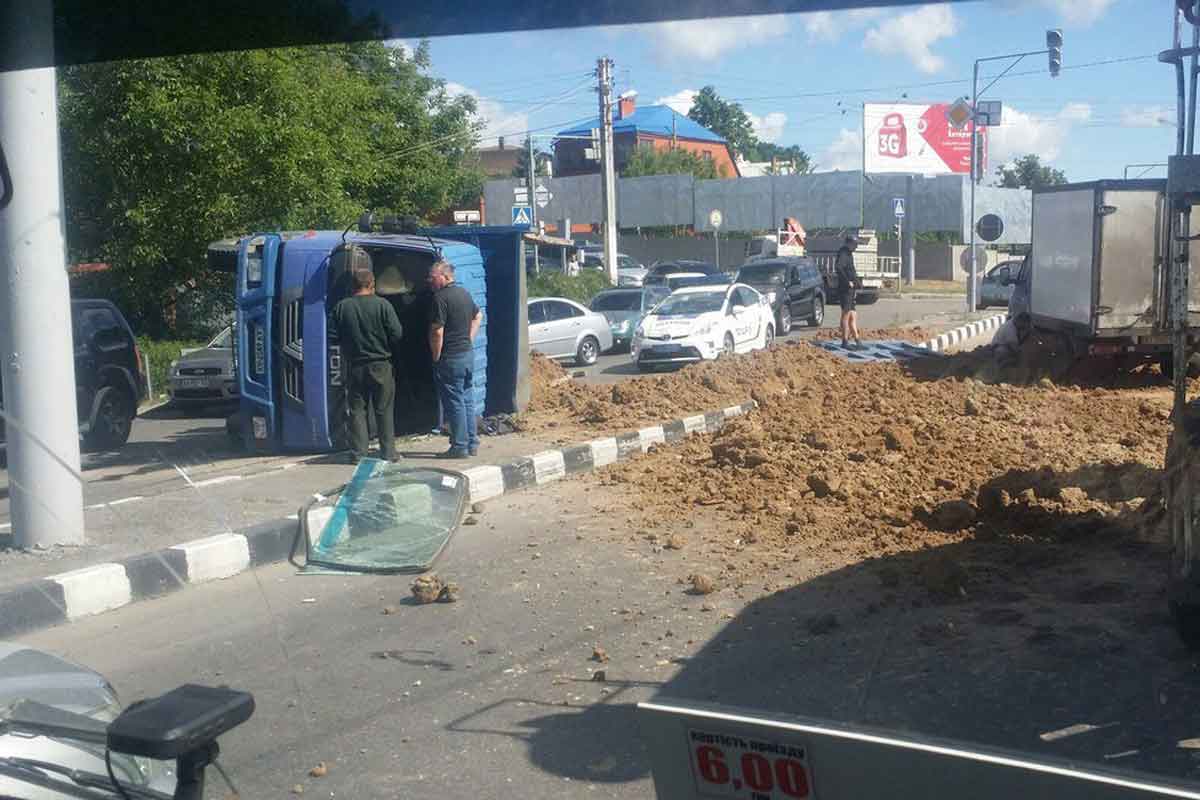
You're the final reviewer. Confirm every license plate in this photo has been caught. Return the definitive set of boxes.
[657,343,682,353]
[688,728,814,799]
[179,378,209,389]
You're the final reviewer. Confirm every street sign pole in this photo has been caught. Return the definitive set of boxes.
[709,209,723,271]
[0,0,85,548]
[527,136,539,272]
[968,60,979,313]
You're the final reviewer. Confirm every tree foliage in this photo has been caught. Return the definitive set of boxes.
[743,142,812,174]
[59,40,484,335]
[620,144,724,180]
[995,154,1067,190]
[687,86,757,159]
[512,137,551,179]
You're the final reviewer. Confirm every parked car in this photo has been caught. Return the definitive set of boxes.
[589,286,671,351]
[631,282,774,371]
[642,260,721,286]
[735,257,826,331]
[978,259,1023,310]
[579,250,647,286]
[528,297,615,366]
[168,325,238,407]
[0,299,146,457]
[666,272,733,292]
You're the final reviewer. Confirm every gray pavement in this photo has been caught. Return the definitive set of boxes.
[18,477,1200,799]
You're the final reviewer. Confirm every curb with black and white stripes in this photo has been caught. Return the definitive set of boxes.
[0,401,756,638]
[920,313,1008,353]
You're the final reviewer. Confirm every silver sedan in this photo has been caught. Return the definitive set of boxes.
[528,297,615,366]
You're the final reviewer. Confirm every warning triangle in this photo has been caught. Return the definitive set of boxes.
[513,207,532,225]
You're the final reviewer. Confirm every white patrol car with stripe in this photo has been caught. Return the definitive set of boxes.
[631,283,775,371]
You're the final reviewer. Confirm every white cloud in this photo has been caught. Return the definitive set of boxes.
[818,128,862,171]
[863,4,958,74]
[748,111,788,143]
[445,82,528,145]
[802,8,884,41]
[1121,105,1174,128]
[988,103,1091,165]
[1030,0,1114,25]
[632,14,791,61]
[656,89,698,115]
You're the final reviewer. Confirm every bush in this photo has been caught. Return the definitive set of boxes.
[528,271,613,306]
[137,337,206,399]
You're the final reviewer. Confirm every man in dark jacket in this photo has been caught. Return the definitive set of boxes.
[428,259,483,458]
[332,261,404,462]
[835,236,862,349]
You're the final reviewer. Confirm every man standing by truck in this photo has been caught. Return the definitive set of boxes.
[428,259,482,459]
[332,260,405,463]
[836,236,862,349]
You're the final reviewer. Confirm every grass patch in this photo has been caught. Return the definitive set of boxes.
[137,337,206,398]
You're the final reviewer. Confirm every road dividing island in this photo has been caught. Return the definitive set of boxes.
[920,313,1008,353]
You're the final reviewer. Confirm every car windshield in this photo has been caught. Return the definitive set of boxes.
[653,292,726,316]
[737,265,788,283]
[8,4,1200,800]
[590,292,641,311]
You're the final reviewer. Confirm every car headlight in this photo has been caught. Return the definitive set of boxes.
[635,324,646,338]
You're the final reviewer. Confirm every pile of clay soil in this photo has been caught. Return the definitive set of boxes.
[594,348,1173,590]
[528,353,570,410]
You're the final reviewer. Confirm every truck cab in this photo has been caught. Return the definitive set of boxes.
[231,225,528,453]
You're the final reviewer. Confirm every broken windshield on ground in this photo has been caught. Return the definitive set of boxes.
[302,461,466,574]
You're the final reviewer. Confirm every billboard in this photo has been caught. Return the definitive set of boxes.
[863,103,986,175]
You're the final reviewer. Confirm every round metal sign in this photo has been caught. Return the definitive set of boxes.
[976,213,1004,243]
[959,244,988,271]
[709,209,723,229]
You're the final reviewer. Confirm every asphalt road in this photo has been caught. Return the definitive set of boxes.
[20,477,1200,799]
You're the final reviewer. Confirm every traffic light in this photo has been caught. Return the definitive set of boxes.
[1046,29,1063,77]
[892,223,901,238]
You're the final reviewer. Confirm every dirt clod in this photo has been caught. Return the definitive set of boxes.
[309,762,328,778]
[437,583,461,603]
[591,646,610,663]
[928,500,978,532]
[689,573,717,594]
[883,426,916,451]
[664,533,686,550]
[411,574,443,604]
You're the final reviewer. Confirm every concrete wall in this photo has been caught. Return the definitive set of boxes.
[616,234,748,270]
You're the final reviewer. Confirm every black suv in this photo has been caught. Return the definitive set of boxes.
[734,257,826,332]
[643,260,721,286]
[0,299,146,457]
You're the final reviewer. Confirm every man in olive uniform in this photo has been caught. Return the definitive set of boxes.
[332,264,404,462]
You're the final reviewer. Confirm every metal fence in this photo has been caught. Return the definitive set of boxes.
[484,171,1033,244]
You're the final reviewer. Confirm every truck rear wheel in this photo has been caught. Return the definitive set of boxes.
[857,291,879,306]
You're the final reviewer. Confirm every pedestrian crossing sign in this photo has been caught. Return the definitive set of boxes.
[512,205,533,225]
[893,198,905,217]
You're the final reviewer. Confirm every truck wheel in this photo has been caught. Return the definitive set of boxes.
[777,306,791,333]
[857,291,880,306]
[83,385,135,452]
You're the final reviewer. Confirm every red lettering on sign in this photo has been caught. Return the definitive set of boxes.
[741,753,774,793]
[696,746,730,784]
[774,758,811,798]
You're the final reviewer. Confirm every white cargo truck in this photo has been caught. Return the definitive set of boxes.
[1027,179,1200,375]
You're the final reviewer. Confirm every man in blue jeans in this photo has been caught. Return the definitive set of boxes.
[428,259,482,458]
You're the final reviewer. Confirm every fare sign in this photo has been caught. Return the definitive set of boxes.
[864,102,985,175]
[688,729,815,800]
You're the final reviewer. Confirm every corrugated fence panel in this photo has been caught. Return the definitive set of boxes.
[694,176,773,232]
[618,174,694,227]
[772,172,862,229]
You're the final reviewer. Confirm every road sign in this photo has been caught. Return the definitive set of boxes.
[534,183,553,209]
[452,210,480,225]
[960,244,988,270]
[976,213,1004,242]
[975,101,1002,127]
[709,209,723,229]
[512,205,532,225]
[892,198,905,218]
[946,98,972,130]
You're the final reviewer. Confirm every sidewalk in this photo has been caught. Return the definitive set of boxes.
[0,429,567,593]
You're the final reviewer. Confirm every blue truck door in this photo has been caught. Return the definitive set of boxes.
[237,234,281,447]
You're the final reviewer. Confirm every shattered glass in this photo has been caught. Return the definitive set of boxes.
[302,459,466,574]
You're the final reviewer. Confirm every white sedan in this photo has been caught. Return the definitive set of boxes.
[631,283,774,371]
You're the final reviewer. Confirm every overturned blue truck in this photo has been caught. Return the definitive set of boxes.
[209,219,533,453]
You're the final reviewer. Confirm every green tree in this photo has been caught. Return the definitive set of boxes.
[687,86,758,158]
[743,142,812,174]
[511,137,551,179]
[995,154,1067,190]
[620,144,724,180]
[59,40,483,334]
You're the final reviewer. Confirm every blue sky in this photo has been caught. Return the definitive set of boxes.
[412,0,1176,182]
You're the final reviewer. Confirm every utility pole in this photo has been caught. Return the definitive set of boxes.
[597,56,618,285]
[527,135,539,270]
[904,174,915,286]
[0,0,85,547]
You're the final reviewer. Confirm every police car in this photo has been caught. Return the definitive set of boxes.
[631,283,774,371]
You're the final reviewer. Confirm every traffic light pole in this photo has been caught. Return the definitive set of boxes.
[0,0,86,548]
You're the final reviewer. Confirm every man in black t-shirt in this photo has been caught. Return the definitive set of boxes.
[428,259,482,458]
[332,264,404,461]
[834,236,862,349]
